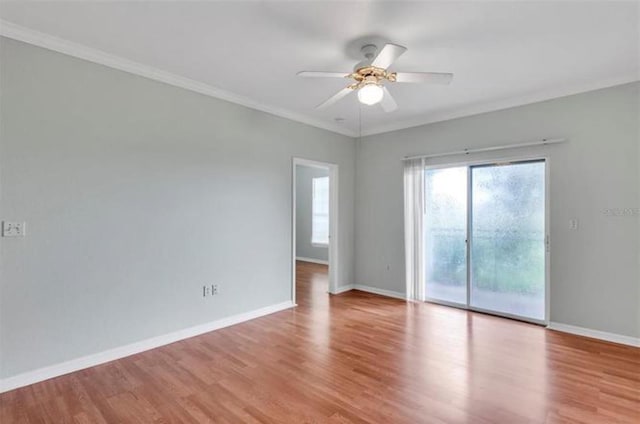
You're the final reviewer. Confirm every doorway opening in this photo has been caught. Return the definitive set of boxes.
[292,158,338,306]
[424,158,549,324]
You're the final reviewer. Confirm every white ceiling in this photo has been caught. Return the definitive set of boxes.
[1,1,638,137]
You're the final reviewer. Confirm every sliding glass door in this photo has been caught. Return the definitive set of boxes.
[424,167,468,305]
[424,159,547,323]
[470,161,546,321]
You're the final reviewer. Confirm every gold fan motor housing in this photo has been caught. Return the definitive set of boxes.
[346,66,397,89]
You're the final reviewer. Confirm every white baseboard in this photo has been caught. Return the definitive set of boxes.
[353,284,407,300]
[0,301,295,393]
[332,283,406,300]
[332,284,355,294]
[327,286,639,349]
[296,256,329,265]
[547,322,640,347]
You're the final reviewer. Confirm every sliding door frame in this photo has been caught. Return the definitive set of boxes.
[423,154,550,325]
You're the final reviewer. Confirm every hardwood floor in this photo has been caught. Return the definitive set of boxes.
[1,260,639,423]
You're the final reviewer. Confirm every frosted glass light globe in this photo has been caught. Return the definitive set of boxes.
[357,84,384,105]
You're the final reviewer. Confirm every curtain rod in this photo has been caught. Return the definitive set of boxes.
[403,138,566,161]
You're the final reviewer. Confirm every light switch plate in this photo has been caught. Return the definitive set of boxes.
[2,221,26,237]
[569,218,579,230]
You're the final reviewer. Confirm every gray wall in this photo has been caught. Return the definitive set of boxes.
[0,37,356,379]
[355,82,640,338]
[296,165,329,262]
[1,36,638,382]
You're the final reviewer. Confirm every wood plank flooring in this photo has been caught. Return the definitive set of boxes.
[1,260,639,423]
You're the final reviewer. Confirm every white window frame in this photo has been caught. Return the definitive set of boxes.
[311,176,330,247]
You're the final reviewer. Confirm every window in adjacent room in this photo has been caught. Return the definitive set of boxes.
[311,176,329,246]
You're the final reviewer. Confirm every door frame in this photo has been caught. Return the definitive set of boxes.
[423,154,551,325]
[291,157,339,304]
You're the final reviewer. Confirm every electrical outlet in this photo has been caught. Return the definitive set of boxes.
[2,221,25,237]
[202,285,211,297]
[203,285,219,297]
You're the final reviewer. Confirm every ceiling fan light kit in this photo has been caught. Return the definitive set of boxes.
[297,42,453,112]
[357,82,384,106]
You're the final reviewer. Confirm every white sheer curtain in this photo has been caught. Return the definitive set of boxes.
[403,158,425,301]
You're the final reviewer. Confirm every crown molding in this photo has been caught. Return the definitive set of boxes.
[0,19,357,138]
[360,75,639,137]
[1,19,637,140]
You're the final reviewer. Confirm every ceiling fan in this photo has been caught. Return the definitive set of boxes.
[297,43,453,112]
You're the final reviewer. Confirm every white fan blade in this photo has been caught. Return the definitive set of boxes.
[371,43,407,69]
[297,71,349,78]
[395,72,453,84]
[316,87,354,109]
[380,87,398,112]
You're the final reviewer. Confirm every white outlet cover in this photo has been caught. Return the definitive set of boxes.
[2,221,26,237]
